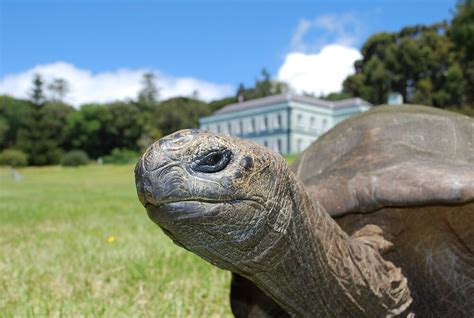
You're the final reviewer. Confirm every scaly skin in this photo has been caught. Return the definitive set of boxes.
[135,129,412,317]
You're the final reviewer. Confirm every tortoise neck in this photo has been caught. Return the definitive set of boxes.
[250,176,412,317]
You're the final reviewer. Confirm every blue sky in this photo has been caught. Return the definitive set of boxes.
[0,0,457,105]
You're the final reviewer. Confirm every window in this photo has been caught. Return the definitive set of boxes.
[239,121,244,135]
[297,114,303,127]
[251,118,256,133]
[297,138,303,152]
[263,140,268,147]
[263,116,268,131]
[277,139,282,153]
[310,117,315,129]
[217,124,221,133]
[276,114,282,128]
[228,122,232,135]
[322,118,328,130]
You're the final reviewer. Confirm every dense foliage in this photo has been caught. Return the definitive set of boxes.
[343,0,473,109]
[152,97,211,136]
[65,102,145,158]
[449,0,474,104]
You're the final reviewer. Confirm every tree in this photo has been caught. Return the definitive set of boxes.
[153,97,210,136]
[30,74,45,106]
[206,69,290,113]
[321,91,352,101]
[106,102,145,151]
[233,69,289,103]
[254,68,289,98]
[47,78,70,102]
[41,102,76,149]
[138,72,159,107]
[209,96,239,112]
[0,117,8,148]
[65,104,113,158]
[0,96,34,150]
[16,111,57,166]
[65,102,145,158]
[16,101,75,165]
[236,83,245,102]
[449,0,474,104]
[442,62,466,106]
[254,68,272,98]
[343,22,467,108]
[137,123,162,152]
[191,90,200,100]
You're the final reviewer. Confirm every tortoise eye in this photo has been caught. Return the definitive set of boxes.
[193,150,232,173]
[203,153,222,166]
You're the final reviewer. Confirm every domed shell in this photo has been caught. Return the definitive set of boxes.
[291,105,474,217]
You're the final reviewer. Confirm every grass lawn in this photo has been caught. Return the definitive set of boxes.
[0,165,232,317]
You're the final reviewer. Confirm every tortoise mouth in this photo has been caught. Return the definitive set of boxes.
[145,198,262,222]
[145,199,236,222]
[145,197,230,208]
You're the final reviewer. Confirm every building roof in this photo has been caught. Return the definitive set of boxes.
[214,93,372,115]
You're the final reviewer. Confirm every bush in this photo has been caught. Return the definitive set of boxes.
[61,150,90,167]
[0,149,28,167]
[103,148,139,165]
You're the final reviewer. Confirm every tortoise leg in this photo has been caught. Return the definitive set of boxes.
[230,273,290,318]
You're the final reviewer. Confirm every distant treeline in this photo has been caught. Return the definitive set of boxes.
[0,70,289,166]
[0,0,472,166]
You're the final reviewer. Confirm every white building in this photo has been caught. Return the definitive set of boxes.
[200,93,372,154]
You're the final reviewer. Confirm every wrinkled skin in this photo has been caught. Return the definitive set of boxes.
[135,106,474,317]
[135,129,291,274]
[135,130,413,317]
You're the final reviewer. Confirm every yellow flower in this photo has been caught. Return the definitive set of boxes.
[107,235,116,243]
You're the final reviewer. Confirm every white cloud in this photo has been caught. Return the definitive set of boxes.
[279,13,363,96]
[278,45,361,96]
[0,62,234,107]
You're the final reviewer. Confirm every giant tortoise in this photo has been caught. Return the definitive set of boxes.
[135,105,474,317]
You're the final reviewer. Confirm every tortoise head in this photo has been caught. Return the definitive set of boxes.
[135,129,293,272]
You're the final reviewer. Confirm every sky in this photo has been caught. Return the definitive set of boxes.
[0,0,458,106]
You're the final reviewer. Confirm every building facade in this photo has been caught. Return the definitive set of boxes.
[199,94,372,154]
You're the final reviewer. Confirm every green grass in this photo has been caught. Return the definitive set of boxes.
[0,165,232,317]
[283,154,299,166]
